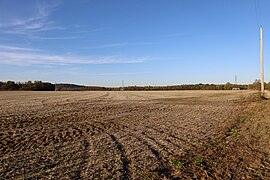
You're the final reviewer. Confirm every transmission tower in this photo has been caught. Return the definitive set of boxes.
[121,80,124,91]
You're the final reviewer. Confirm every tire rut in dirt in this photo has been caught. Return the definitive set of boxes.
[93,121,175,178]
[110,134,131,180]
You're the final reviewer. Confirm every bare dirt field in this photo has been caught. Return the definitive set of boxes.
[0,90,269,179]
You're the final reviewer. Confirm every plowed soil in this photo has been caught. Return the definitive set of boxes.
[0,91,269,179]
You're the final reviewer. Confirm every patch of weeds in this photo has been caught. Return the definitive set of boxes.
[194,160,204,167]
[171,159,185,169]
[254,172,263,178]
[227,128,240,136]
[193,156,206,167]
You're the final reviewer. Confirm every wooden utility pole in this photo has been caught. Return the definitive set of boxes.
[260,25,264,96]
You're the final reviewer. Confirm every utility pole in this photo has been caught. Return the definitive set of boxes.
[260,25,264,96]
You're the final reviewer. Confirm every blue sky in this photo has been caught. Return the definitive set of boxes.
[0,0,269,86]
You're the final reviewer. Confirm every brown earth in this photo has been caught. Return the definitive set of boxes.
[0,90,269,179]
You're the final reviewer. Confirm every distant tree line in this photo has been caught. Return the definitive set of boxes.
[1,80,270,91]
[54,81,267,91]
[55,83,108,91]
[0,81,55,91]
[247,79,270,91]
[123,83,248,91]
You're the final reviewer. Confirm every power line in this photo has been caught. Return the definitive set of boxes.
[255,0,263,25]
[254,0,260,27]
[258,0,262,23]
[254,0,264,28]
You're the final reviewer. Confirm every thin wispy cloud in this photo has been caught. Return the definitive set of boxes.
[0,45,39,52]
[86,43,128,49]
[29,35,82,40]
[88,72,151,76]
[70,28,104,34]
[0,1,62,35]
[0,45,153,66]
[84,42,155,49]
[27,27,103,40]
[53,68,151,77]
